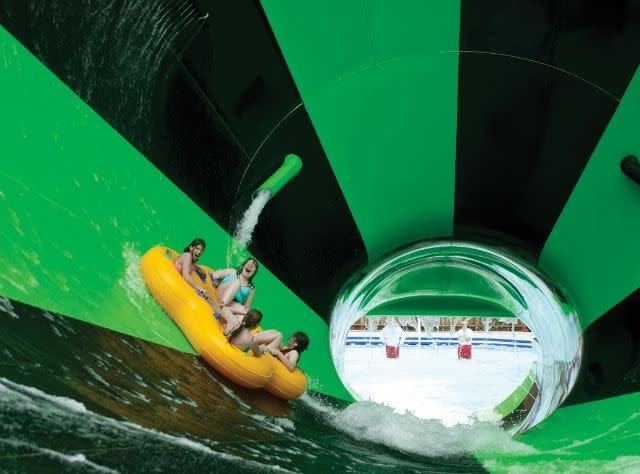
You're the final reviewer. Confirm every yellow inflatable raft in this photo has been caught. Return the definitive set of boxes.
[264,356,307,400]
[140,246,272,389]
[140,246,307,400]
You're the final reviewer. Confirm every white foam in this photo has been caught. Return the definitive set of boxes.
[86,367,111,387]
[273,417,295,430]
[0,377,288,471]
[301,394,535,458]
[43,311,77,335]
[0,377,87,413]
[0,296,19,318]
[0,439,119,473]
[219,384,253,410]
[126,390,151,403]
[158,392,197,407]
[247,413,293,434]
[117,242,153,313]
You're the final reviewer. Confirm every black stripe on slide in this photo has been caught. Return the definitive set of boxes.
[562,288,640,407]
[621,155,640,186]
[454,1,640,258]
[0,0,368,318]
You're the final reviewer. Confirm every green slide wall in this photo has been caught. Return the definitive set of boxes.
[2,1,640,471]
[261,0,459,261]
[260,2,640,471]
[0,25,350,400]
[540,67,640,328]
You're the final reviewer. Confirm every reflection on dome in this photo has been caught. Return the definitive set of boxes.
[330,240,582,434]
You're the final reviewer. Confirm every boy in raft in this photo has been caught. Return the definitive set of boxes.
[266,332,309,371]
[227,310,283,357]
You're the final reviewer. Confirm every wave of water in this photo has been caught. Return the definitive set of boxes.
[3,290,630,473]
[300,395,535,459]
[0,377,285,473]
[0,439,118,474]
[0,298,495,472]
[117,242,155,314]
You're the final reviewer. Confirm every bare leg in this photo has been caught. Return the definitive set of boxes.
[221,307,242,336]
[216,280,240,305]
[253,330,282,352]
[226,302,248,315]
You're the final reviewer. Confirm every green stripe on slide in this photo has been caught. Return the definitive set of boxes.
[479,391,640,470]
[539,67,640,328]
[261,1,460,260]
[0,25,350,400]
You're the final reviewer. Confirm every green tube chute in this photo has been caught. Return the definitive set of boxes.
[253,154,302,199]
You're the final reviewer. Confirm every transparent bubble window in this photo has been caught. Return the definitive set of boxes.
[330,240,582,434]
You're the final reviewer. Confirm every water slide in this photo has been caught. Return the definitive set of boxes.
[1,1,639,471]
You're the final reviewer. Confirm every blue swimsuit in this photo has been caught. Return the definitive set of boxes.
[220,273,252,304]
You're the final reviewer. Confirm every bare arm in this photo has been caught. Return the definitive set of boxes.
[181,254,202,290]
[269,349,299,371]
[212,268,236,279]
[181,253,213,300]
[244,288,255,309]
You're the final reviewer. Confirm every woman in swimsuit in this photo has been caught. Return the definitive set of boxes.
[266,332,309,371]
[174,238,239,335]
[213,258,258,317]
[227,309,283,357]
[174,238,210,297]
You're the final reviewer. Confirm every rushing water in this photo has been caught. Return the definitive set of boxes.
[0,297,542,472]
[2,1,635,471]
[226,189,272,267]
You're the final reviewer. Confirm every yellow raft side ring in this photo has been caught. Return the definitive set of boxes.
[264,355,307,400]
[140,246,272,389]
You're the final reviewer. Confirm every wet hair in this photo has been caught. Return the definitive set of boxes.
[236,258,258,287]
[226,309,263,341]
[286,331,309,356]
[242,309,263,329]
[184,238,206,253]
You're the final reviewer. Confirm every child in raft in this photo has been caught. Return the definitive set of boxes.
[227,309,283,357]
[266,332,309,371]
[174,238,209,295]
[212,258,258,317]
[174,238,241,336]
